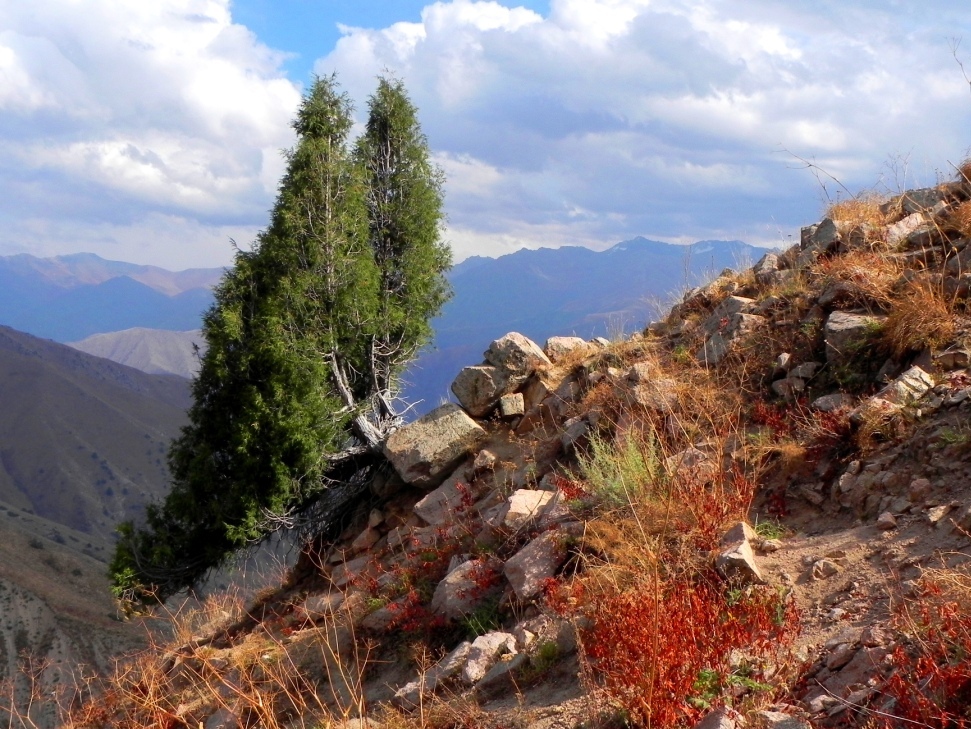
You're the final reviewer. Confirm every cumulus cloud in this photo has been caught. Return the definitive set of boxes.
[0,0,300,267]
[318,0,971,256]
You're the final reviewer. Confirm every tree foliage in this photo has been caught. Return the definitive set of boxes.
[110,75,450,603]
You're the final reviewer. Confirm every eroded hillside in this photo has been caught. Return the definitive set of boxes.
[15,170,971,729]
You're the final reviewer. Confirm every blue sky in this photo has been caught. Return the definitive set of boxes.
[0,1,969,269]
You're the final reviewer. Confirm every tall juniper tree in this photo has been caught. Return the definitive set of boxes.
[110,75,449,603]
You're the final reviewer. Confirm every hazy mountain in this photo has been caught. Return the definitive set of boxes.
[0,253,223,342]
[0,325,191,543]
[69,328,205,379]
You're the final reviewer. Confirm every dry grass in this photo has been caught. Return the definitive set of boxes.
[826,194,889,246]
[882,280,956,357]
[811,249,902,310]
[957,158,971,185]
[945,199,971,239]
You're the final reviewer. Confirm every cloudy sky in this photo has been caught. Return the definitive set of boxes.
[1,0,969,269]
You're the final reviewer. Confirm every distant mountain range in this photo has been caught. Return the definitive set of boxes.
[0,252,223,341]
[0,239,765,409]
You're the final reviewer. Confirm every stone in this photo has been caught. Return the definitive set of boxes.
[665,446,717,480]
[626,377,679,413]
[811,393,854,412]
[413,469,477,526]
[697,313,765,365]
[350,527,380,553]
[475,652,528,692]
[811,559,840,580]
[756,710,811,729]
[431,556,504,621]
[927,503,952,526]
[824,311,884,367]
[383,404,486,486]
[898,187,949,215]
[304,591,344,618]
[330,555,374,589]
[754,252,780,285]
[715,522,764,585]
[450,365,508,417]
[702,296,757,337]
[484,332,551,382]
[774,352,792,377]
[499,392,525,418]
[908,477,931,502]
[393,641,472,706]
[934,348,971,370]
[876,366,934,405]
[876,511,897,530]
[772,377,805,399]
[560,416,589,451]
[504,531,568,599]
[886,212,928,247]
[789,361,821,380]
[461,631,517,684]
[499,489,557,531]
[692,707,743,729]
[473,449,497,472]
[544,336,590,362]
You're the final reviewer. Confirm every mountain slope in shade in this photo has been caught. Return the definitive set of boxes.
[0,325,191,543]
[403,237,768,411]
[69,328,205,379]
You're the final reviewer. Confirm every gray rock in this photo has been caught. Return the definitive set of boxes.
[754,252,780,284]
[393,641,472,706]
[499,392,525,418]
[431,557,504,621]
[560,416,589,451]
[692,707,742,729]
[715,522,764,585]
[898,187,949,215]
[544,336,590,362]
[886,212,928,247]
[702,296,756,336]
[413,469,476,526]
[876,511,897,530]
[450,365,508,417]
[823,311,885,367]
[485,332,551,383]
[461,631,517,684]
[499,489,558,531]
[811,393,853,412]
[771,377,805,399]
[757,710,811,729]
[789,361,821,380]
[934,348,971,370]
[625,377,679,413]
[875,365,934,405]
[504,531,568,600]
[383,404,486,486]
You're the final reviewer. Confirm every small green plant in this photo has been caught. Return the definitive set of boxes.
[460,598,502,639]
[576,432,664,507]
[753,518,785,541]
[938,425,971,447]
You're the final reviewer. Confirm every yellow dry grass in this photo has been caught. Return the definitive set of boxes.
[882,280,956,357]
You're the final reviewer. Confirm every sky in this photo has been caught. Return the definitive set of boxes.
[1,1,970,270]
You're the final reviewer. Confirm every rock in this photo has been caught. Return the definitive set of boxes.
[504,531,568,599]
[934,348,971,370]
[876,366,934,405]
[811,559,840,580]
[886,212,928,247]
[431,557,504,621]
[908,477,931,502]
[693,707,743,729]
[825,643,857,670]
[473,449,497,472]
[876,511,897,530]
[413,470,477,526]
[697,313,765,365]
[475,652,528,692]
[772,377,805,399]
[383,404,486,486]
[560,417,589,451]
[774,352,792,377]
[544,336,590,362]
[461,631,517,684]
[450,365,508,417]
[499,392,525,418]
[484,332,551,383]
[927,504,952,526]
[756,710,811,729]
[715,522,764,585]
[665,446,717,480]
[789,361,821,380]
[350,527,380,553]
[897,187,949,215]
[702,296,757,337]
[811,393,853,412]
[754,252,780,285]
[824,311,885,367]
[499,489,557,531]
[393,640,472,707]
[953,503,971,532]
[330,555,375,589]
[625,377,679,413]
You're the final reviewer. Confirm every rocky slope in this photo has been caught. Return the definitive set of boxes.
[25,175,971,728]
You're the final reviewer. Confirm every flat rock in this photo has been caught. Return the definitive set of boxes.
[504,531,568,599]
[876,365,933,405]
[757,710,811,729]
[383,404,486,486]
[824,311,885,367]
[500,489,557,531]
[499,392,525,418]
[544,336,590,362]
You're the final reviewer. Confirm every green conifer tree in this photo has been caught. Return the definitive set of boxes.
[110,76,404,602]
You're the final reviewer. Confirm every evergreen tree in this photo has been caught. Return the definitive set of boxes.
[109,75,438,603]
[354,76,451,424]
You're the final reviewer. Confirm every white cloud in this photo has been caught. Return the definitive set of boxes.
[0,0,300,266]
[317,0,971,259]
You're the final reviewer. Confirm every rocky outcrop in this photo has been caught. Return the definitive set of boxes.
[383,403,486,486]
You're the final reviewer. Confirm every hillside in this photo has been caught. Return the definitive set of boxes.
[24,174,971,729]
[0,326,191,543]
[69,328,204,379]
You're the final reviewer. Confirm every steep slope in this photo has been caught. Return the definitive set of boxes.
[52,177,971,729]
[68,328,205,379]
[0,326,191,542]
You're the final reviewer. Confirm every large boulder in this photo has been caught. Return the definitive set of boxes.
[383,404,486,486]
[484,332,551,384]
